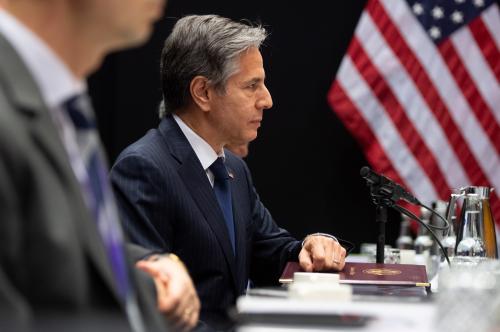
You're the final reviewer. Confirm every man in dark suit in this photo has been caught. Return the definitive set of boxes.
[111,15,348,330]
[0,1,200,331]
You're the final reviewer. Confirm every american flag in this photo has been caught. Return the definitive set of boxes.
[328,0,500,226]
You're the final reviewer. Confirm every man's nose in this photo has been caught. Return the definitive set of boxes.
[258,85,273,110]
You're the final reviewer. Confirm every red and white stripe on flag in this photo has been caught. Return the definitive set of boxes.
[328,0,500,225]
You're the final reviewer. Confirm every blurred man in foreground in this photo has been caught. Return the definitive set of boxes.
[111,15,349,330]
[0,0,199,330]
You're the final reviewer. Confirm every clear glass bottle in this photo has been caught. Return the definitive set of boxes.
[396,214,414,249]
[454,187,498,260]
[414,207,433,254]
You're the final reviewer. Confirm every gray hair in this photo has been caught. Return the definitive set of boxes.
[159,15,268,118]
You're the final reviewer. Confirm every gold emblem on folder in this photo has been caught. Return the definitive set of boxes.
[362,268,402,276]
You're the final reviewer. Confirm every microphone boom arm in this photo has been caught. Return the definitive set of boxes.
[360,166,451,266]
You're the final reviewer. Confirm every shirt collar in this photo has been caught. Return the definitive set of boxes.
[172,114,225,170]
[0,10,86,108]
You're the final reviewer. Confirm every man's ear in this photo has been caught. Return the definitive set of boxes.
[190,76,212,112]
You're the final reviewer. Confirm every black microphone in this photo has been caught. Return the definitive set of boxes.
[360,166,420,205]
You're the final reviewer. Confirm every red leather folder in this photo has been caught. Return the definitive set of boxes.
[279,262,429,287]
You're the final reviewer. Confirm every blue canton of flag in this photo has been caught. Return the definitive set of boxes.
[407,0,496,43]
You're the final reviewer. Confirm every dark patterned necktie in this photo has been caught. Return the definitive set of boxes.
[62,95,144,332]
[209,157,236,253]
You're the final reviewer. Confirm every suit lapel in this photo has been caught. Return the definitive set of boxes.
[230,171,248,293]
[159,117,240,290]
[0,33,122,303]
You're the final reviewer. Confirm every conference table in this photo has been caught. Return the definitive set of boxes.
[236,296,435,332]
[235,255,437,332]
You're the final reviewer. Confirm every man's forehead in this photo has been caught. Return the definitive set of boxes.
[233,51,265,75]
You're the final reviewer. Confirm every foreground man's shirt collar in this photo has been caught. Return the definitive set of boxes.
[0,9,85,109]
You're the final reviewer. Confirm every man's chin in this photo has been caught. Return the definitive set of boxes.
[246,131,258,142]
[108,27,153,52]
[125,27,153,47]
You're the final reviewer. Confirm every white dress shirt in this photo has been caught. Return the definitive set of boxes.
[0,10,84,109]
[173,114,225,187]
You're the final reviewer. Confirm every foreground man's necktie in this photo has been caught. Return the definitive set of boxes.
[62,94,145,332]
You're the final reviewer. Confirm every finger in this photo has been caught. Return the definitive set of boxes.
[138,257,200,329]
[309,241,326,271]
[338,247,347,270]
[331,246,347,271]
[187,311,198,330]
[336,259,346,271]
[170,311,188,331]
[170,294,192,330]
[298,249,313,272]
[136,261,173,292]
[162,283,186,317]
[178,293,199,331]
[178,297,198,331]
[188,298,200,328]
[332,242,342,264]
[148,271,183,315]
[166,276,195,322]
[167,314,185,331]
[189,293,200,324]
[323,241,336,270]
[147,272,185,323]
[151,276,168,302]
[157,281,180,313]
[135,260,160,277]
[154,279,182,316]
[136,261,170,284]
[165,303,186,329]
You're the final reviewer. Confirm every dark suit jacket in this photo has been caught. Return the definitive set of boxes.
[110,115,302,329]
[0,33,167,331]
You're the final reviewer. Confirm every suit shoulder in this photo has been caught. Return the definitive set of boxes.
[115,129,167,163]
[112,128,180,181]
[0,92,33,156]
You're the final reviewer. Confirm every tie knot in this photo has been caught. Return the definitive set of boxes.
[62,94,96,129]
[209,157,230,181]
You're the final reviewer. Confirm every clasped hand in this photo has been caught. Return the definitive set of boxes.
[299,235,346,272]
[136,254,200,331]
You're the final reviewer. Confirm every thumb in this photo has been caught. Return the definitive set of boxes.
[136,261,162,279]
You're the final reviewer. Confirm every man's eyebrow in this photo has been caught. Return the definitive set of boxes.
[244,77,264,84]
